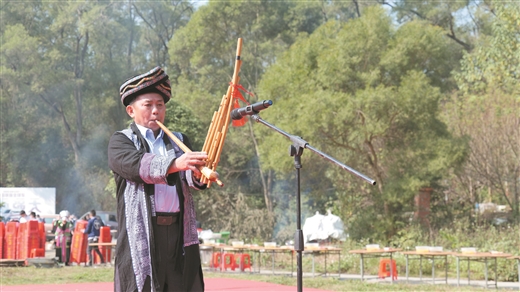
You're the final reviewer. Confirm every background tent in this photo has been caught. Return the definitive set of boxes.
[302,210,346,243]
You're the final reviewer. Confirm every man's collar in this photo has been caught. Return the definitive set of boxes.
[135,123,163,141]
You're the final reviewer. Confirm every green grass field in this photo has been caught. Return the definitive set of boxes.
[0,265,487,291]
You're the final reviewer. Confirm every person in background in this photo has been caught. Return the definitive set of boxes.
[69,214,77,228]
[19,210,27,223]
[108,66,207,292]
[83,209,105,266]
[29,211,38,221]
[54,210,73,266]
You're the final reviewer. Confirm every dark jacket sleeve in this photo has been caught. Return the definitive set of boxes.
[109,130,177,185]
[85,219,93,234]
[108,131,146,184]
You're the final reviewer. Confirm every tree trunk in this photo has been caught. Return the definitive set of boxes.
[248,122,273,213]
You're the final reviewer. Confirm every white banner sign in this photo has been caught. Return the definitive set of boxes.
[0,187,56,215]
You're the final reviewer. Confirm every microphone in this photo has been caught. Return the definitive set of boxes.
[231,100,273,120]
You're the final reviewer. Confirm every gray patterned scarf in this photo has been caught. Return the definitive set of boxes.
[119,128,199,292]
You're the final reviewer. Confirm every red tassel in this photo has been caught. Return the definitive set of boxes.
[229,82,253,127]
[232,98,247,127]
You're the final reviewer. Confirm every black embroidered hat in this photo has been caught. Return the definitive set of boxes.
[120,66,171,106]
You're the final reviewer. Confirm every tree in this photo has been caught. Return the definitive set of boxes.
[258,6,467,241]
[164,99,204,149]
[131,0,194,66]
[445,3,520,222]
[168,0,351,239]
[1,1,134,213]
[379,0,495,51]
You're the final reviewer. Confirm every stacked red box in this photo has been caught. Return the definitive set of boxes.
[16,222,27,259]
[0,222,5,259]
[95,226,112,264]
[17,221,41,259]
[38,222,45,249]
[70,220,88,265]
[28,221,42,257]
[4,222,18,259]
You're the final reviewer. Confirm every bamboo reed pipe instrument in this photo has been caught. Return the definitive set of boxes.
[199,38,245,187]
[155,120,223,186]
[156,38,245,188]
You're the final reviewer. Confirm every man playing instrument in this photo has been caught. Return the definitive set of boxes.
[108,67,206,292]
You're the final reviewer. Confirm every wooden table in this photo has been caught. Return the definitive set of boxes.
[348,248,402,282]
[401,250,453,284]
[200,244,232,271]
[201,244,287,273]
[248,245,294,275]
[222,245,259,272]
[0,259,26,267]
[452,252,512,289]
[199,244,214,267]
[201,244,341,277]
[88,242,117,265]
[303,247,342,278]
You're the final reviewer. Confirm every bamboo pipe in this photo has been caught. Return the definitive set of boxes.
[200,38,244,185]
[201,96,228,184]
[155,120,223,186]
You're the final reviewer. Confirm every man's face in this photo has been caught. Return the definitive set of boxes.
[126,92,166,133]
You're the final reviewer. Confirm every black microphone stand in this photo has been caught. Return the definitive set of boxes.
[250,114,376,292]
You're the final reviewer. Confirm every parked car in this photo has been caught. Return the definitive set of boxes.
[1,209,22,222]
[80,211,118,239]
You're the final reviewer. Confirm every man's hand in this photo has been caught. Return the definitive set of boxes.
[169,151,208,176]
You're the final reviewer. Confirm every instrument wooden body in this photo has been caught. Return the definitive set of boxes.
[200,38,244,187]
[155,38,244,188]
[155,120,223,186]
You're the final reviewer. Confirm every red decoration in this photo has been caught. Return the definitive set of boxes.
[229,83,253,127]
